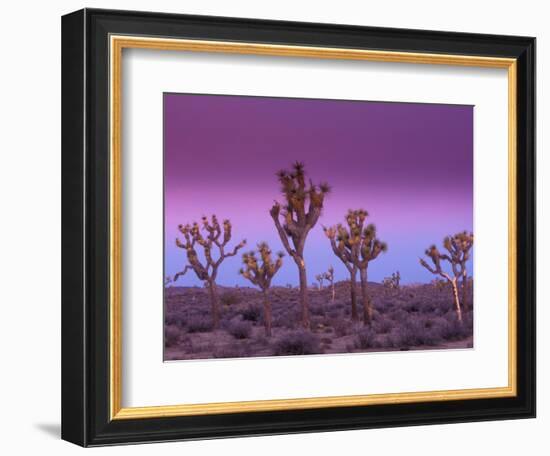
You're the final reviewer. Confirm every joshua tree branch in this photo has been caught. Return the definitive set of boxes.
[173,265,193,282]
[270,204,297,257]
[223,242,246,259]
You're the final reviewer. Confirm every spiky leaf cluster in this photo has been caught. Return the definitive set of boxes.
[323,266,334,283]
[420,231,473,279]
[270,161,330,258]
[239,242,284,291]
[324,209,387,270]
[442,231,474,267]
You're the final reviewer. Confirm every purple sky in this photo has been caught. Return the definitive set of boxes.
[164,93,473,286]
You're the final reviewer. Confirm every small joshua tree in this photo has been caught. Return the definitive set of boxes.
[164,275,172,287]
[324,266,335,302]
[447,231,474,311]
[240,242,284,336]
[393,271,401,288]
[270,161,330,329]
[382,271,401,293]
[325,210,387,325]
[419,233,473,323]
[315,273,325,290]
[174,215,246,329]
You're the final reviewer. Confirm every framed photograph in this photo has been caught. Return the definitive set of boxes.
[61,8,535,447]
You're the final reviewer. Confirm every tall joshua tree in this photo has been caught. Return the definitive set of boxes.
[239,242,284,337]
[324,210,387,324]
[324,266,335,302]
[174,215,246,329]
[270,161,330,329]
[419,234,472,323]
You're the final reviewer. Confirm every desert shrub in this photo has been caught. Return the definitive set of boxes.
[164,324,180,347]
[386,317,437,348]
[226,320,253,339]
[274,330,321,356]
[373,315,394,334]
[355,328,377,349]
[463,311,474,331]
[376,299,394,314]
[273,311,295,329]
[220,290,241,307]
[186,316,212,333]
[241,305,263,322]
[310,303,326,316]
[165,310,187,328]
[437,312,473,341]
[332,319,353,337]
[403,301,422,313]
[388,308,408,323]
[320,337,333,345]
[432,300,453,316]
[253,334,270,348]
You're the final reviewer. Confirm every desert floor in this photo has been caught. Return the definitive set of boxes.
[164,281,473,361]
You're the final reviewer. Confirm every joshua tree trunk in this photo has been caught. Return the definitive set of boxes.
[262,289,272,337]
[461,274,469,312]
[350,270,358,322]
[298,261,310,329]
[450,278,463,323]
[359,268,373,326]
[207,280,220,329]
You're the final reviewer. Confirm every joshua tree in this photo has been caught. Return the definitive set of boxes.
[240,242,284,336]
[164,275,172,287]
[324,266,335,302]
[446,231,474,311]
[324,210,386,324]
[419,237,470,323]
[393,271,401,288]
[174,215,246,329]
[315,273,325,290]
[382,271,401,292]
[324,222,358,321]
[270,161,330,329]
[350,213,387,325]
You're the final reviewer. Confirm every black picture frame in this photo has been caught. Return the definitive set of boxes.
[62,8,536,447]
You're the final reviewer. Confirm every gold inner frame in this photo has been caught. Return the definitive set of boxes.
[109,35,518,420]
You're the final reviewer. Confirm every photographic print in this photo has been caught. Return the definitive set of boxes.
[163,93,474,361]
